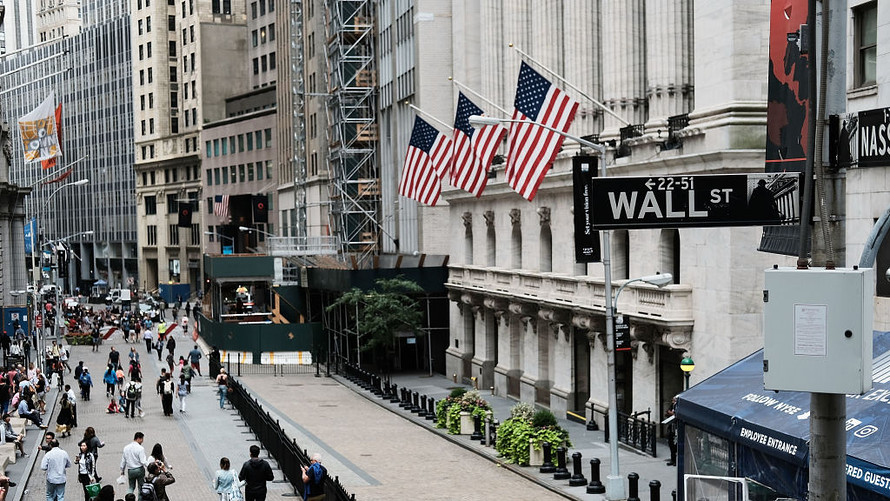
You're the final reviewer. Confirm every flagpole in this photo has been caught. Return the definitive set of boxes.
[407,104,452,131]
[37,154,90,185]
[448,78,511,116]
[508,43,630,126]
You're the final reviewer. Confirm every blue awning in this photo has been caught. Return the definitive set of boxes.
[676,331,890,498]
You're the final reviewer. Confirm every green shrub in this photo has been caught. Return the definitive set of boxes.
[495,417,534,465]
[532,408,558,428]
[449,387,467,399]
[509,402,535,421]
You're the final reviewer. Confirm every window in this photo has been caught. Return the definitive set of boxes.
[139,45,144,60]
[255,131,263,149]
[184,82,189,99]
[141,120,146,135]
[252,58,259,75]
[265,128,272,148]
[206,198,213,214]
[205,141,212,157]
[189,0,194,14]
[239,164,245,182]
[223,0,231,14]
[150,145,155,158]
[229,136,235,153]
[246,132,253,150]
[170,92,178,107]
[192,108,197,125]
[222,167,229,184]
[168,15,176,31]
[164,169,170,183]
[182,28,187,45]
[855,3,877,87]
[191,224,201,245]
[266,161,273,180]
[167,194,178,213]
[251,30,258,47]
[171,117,179,134]
[168,225,180,246]
[206,169,212,186]
[260,27,266,44]
[148,68,153,83]
[172,167,178,183]
[138,20,143,35]
[181,1,186,17]
[149,118,155,134]
[149,93,154,109]
[190,53,195,72]
[142,172,148,185]
[150,172,156,184]
[212,0,220,13]
[139,70,145,85]
[261,55,267,72]
[269,52,276,70]
[269,24,275,42]
[170,66,177,82]
[147,226,157,246]
[251,2,257,18]
[146,16,152,32]
[213,139,220,156]
[259,0,266,15]
[145,196,157,215]
[238,134,244,152]
[248,163,255,181]
[269,0,274,12]
[257,161,263,180]
[169,41,176,57]
[221,138,227,155]
[230,166,237,183]
[309,113,316,138]
[310,152,318,176]
[140,95,145,111]
[190,25,195,43]
[214,168,221,185]
[147,42,152,58]
[138,0,142,9]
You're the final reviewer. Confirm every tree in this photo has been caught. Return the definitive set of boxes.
[326,277,425,368]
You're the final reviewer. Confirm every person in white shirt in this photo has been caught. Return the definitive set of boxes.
[41,439,71,500]
[120,432,149,494]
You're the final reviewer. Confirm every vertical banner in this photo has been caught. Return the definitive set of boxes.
[24,218,36,255]
[614,316,631,351]
[761,0,811,256]
[572,156,601,263]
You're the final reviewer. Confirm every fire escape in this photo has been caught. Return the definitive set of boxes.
[324,0,380,266]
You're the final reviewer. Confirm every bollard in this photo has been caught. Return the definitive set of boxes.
[649,480,661,501]
[586,416,599,431]
[539,442,556,473]
[418,395,428,418]
[586,458,605,494]
[380,379,391,400]
[553,446,571,480]
[568,452,587,486]
[471,414,484,441]
[425,397,436,421]
[627,472,640,501]
[672,489,677,501]
[399,388,411,408]
[411,391,421,413]
[389,384,401,404]
[489,418,498,446]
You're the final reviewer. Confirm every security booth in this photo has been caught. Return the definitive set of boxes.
[675,331,890,501]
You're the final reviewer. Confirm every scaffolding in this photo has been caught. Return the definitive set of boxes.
[290,0,307,240]
[324,0,380,267]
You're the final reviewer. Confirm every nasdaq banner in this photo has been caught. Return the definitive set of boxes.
[589,173,802,230]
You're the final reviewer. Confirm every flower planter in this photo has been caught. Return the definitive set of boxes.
[459,411,474,435]
[528,443,544,466]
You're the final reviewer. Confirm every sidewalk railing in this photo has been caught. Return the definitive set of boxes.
[604,410,658,457]
[215,358,356,501]
[223,354,317,377]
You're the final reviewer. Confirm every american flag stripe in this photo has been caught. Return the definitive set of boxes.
[213,194,230,223]
[450,92,507,197]
[505,62,579,201]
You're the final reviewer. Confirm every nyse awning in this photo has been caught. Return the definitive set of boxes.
[676,331,890,499]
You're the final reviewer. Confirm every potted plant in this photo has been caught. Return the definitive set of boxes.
[435,388,467,430]
[495,404,572,466]
[435,388,491,435]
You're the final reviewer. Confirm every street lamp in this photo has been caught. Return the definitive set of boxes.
[204,231,235,253]
[469,114,637,499]
[238,225,275,238]
[680,355,695,390]
[30,178,90,290]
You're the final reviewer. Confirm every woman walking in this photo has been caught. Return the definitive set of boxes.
[75,441,98,499]
[177,375,189,413]
[102,365,116,398]
[213,457,242,500]
[55,393,74,437]
[81,427,105,481]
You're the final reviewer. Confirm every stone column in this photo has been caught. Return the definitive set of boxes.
[472,305,498,389]
[549,321,573,415]
[481,0,505,110]
[445,292,477,380]
[531,0,563,72]
[563,0,602,136]
[601,0,647,136]
[645,0,694,130]
[502,0,531,105]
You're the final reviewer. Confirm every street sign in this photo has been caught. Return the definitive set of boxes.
[614,316,631,351]
[36,314,42,328]
[588,173,802,230]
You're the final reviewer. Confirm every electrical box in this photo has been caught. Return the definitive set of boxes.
[763,267,874,394]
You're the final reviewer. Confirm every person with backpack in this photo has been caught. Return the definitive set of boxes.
[124,380,142,418]
[143,461,174,501]
[238,445,273,501]
[79,368,93,401]
[156,372,174,417]
[301,453,327,501]
[176,375,189,413]
[215,369,229,409]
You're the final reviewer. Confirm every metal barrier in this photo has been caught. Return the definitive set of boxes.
[214,357,357,501]
[223,354,321,377]
[604,410,657,457]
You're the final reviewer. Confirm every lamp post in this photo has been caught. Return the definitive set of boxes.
[238,225,275,238]
[30,178,90,291]
[680,355,695,390]
[204,231,235,254]
[471,114,634,499]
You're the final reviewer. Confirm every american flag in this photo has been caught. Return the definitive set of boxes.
[505,61,579,201]
[451,92,507,197]
[398,116,452,206]
[213,194,230,223]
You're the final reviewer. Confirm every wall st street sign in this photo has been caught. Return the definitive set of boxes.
[587,173,802,230]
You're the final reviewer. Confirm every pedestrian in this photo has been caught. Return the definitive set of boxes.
[17,392,47,428]
[103,364,117,398]
[301,453,327,501]
[209,346,221,378]
[148,443,172,470]
[75,441,98,500]
[0,377,9,417]
[128,347,140,365]
[238,445,273,501]
[96,485,115,501]
[188,345,203,376]
[119,432,148,494]
[55,393,74,437]
[64,384,77,429]
[180,364,193,393]
[157,372,174,416]
[78,367,93,400]
[40,431,56,452]
[177,375,189,413]
[214,457,243,501]
[108,347,121,370]
[143,461,175,501]
[123,379,142,418]
[73,361,84,381]
[155,338,164,362]
[90,327,100,352]
[143,327,153,354]
[216,369,229,409]
[665,395,678,466]
[82,427,106,480]
[166,352,175,374]
[1,414,26,458]
[128,359,142,382]
[41,439,71,500]
[166,336,176,358]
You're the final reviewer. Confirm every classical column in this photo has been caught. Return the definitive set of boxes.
[645,0,694,130]
[502,0,532,103]
[601,0,647,136]
[563,0,602,136]
[531,0,563,72]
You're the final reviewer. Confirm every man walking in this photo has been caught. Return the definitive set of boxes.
[120,432,148,494]
[239,445,274,501]
[187,345,203,376]
[41,439,70,500]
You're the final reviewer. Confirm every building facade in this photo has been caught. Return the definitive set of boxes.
[36,0,82,43]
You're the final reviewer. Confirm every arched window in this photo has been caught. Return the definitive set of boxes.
[484,211,496,267]
[510,209,522,269]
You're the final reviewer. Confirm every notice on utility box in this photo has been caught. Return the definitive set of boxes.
[793,304,827,356]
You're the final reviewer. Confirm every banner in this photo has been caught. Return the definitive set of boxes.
[18,92,61,163]
[177,201,193,228]
[251,195,268,223]
[572,156,601,263]
[24,218,36,255]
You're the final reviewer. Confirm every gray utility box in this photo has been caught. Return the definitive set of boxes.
[763,267,874,395]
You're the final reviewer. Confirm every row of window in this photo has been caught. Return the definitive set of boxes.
[205,129,273,157]
[251,24,275,47]
[252,53,277,75]
[136,0,152,9]
[145,224,201,247]
[137,16,152,36]
[250,0,274,19]
[206,161,273,186]
[140,165,199,188]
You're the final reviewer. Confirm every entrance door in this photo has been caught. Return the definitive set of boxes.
[573,328,590,413]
